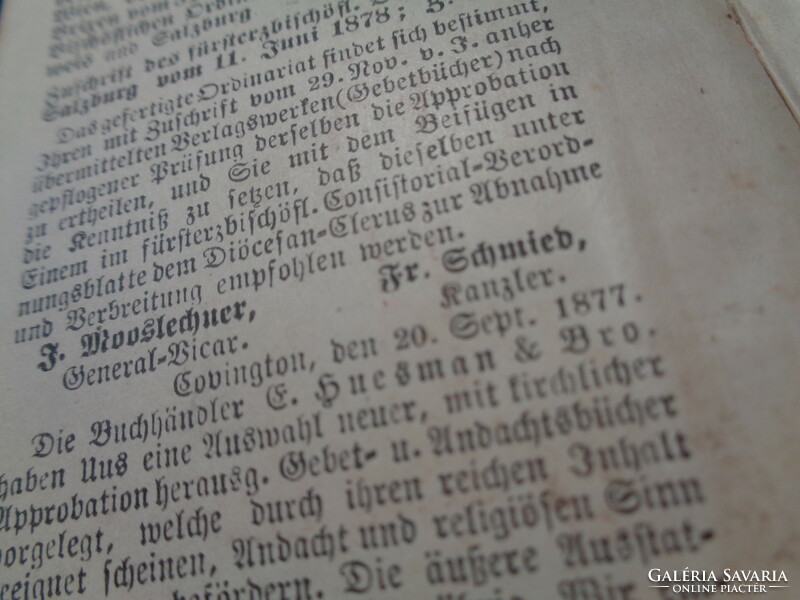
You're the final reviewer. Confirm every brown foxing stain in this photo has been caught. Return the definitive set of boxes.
[719,405,737,424]
[772,282,800,302]
[771,540,798,564]
[722,302,766,316]
[693,428,724,452]
[728,172,757,191]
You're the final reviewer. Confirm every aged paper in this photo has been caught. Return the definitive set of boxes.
[0,1,798,598]
[729,0,800,124]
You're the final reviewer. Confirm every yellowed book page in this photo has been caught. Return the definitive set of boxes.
[729,0,800,123]
[0,1,797,598]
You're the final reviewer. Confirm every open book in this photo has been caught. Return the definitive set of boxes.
[0,0,798,598]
